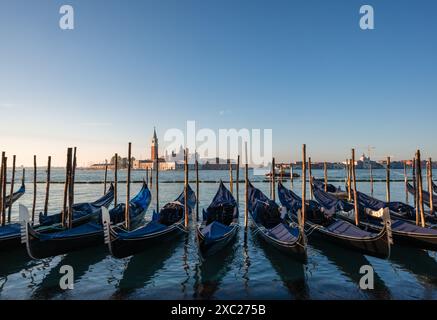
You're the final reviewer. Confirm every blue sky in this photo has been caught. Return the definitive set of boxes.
[0,0,436,166]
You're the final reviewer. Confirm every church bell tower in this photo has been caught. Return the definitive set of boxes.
[151,128,158,160]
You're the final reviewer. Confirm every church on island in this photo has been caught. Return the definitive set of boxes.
[91,129,237,171]
[132,129,237,171]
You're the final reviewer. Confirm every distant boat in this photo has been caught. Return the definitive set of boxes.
[265,171,300,178]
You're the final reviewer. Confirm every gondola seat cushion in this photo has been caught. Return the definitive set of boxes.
[391,220,437,234]
[266,223,298,241]
[36,222,102,241]
[117,221,168,239]
[325,220,373,238]
[0,223,20,238]
[159,203,183,225]
[201,221,233,240]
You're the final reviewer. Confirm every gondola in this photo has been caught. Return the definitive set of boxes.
[313,185,437,251]
[38,184,115,226]
[278,182,391,259]
[312,178,348,200]
[0,185,114,251]
[247,181,307,262]
[357,185,437,227]
[103,184,196,259]
[196,181,239,258]
[315,179,437,226]
[21,182,151,259]
[406,182,437,215]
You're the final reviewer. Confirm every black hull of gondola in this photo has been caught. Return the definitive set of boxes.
[337,216,437,252]
[109,225,187,259]
[27,228,103,259]
[306,222,390,259]
[0,235,20,251]
[253,228,307,263]
[197,226,239,258]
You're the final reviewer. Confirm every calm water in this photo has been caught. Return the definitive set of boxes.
[0,169,436,300]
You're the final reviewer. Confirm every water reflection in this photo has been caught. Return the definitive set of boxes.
[251,230,308,299]
[390,247,437,287]
[111,239,181,299]
[310,239,391,299]
[193,235,237,299]
[0,248,36,278]
[31,247,108,299]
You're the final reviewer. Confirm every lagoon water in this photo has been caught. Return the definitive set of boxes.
[0,168,436,300]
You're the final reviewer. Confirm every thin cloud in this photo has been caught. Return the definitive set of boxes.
[0,103,15,109]
[80,122,113,127]
[219,109,232,116]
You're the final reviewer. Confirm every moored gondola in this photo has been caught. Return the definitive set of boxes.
[38,184,115,226]
[278,182,391,259]
[247,181,307,262]
[314,179,437,227]
[20,182,151,259]
[197,181,239,258]
[313,185,437,251]
[0,185,114,251]
[312,178,348,199]
[406,182,437,217]
[103,184,196,259]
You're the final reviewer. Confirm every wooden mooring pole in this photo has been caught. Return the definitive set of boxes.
[195,154,199,221]
[272,157,276,201]
[229,159,234,195]
[184,148,189,228]
[301,145,307,226]
[125,143,131,230]
[308,157,313,200]
[0,153,5,225]
[416,150,425,227]
[386,156,391,203]
[352,149,359,226]
[403,161,408,203]
[244,142,249,229]
[0,152,4,226]
[104,160,108,195]
[428,158,433,213]
[324,162,328,192]
[62,148,72,228]
[43,156,51,216]
[236,155,240,206]
[32,155,36,224]
[114,153,118,207]
[7,155,16,222]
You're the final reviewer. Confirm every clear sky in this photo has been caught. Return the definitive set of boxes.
[1,0,436,166]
